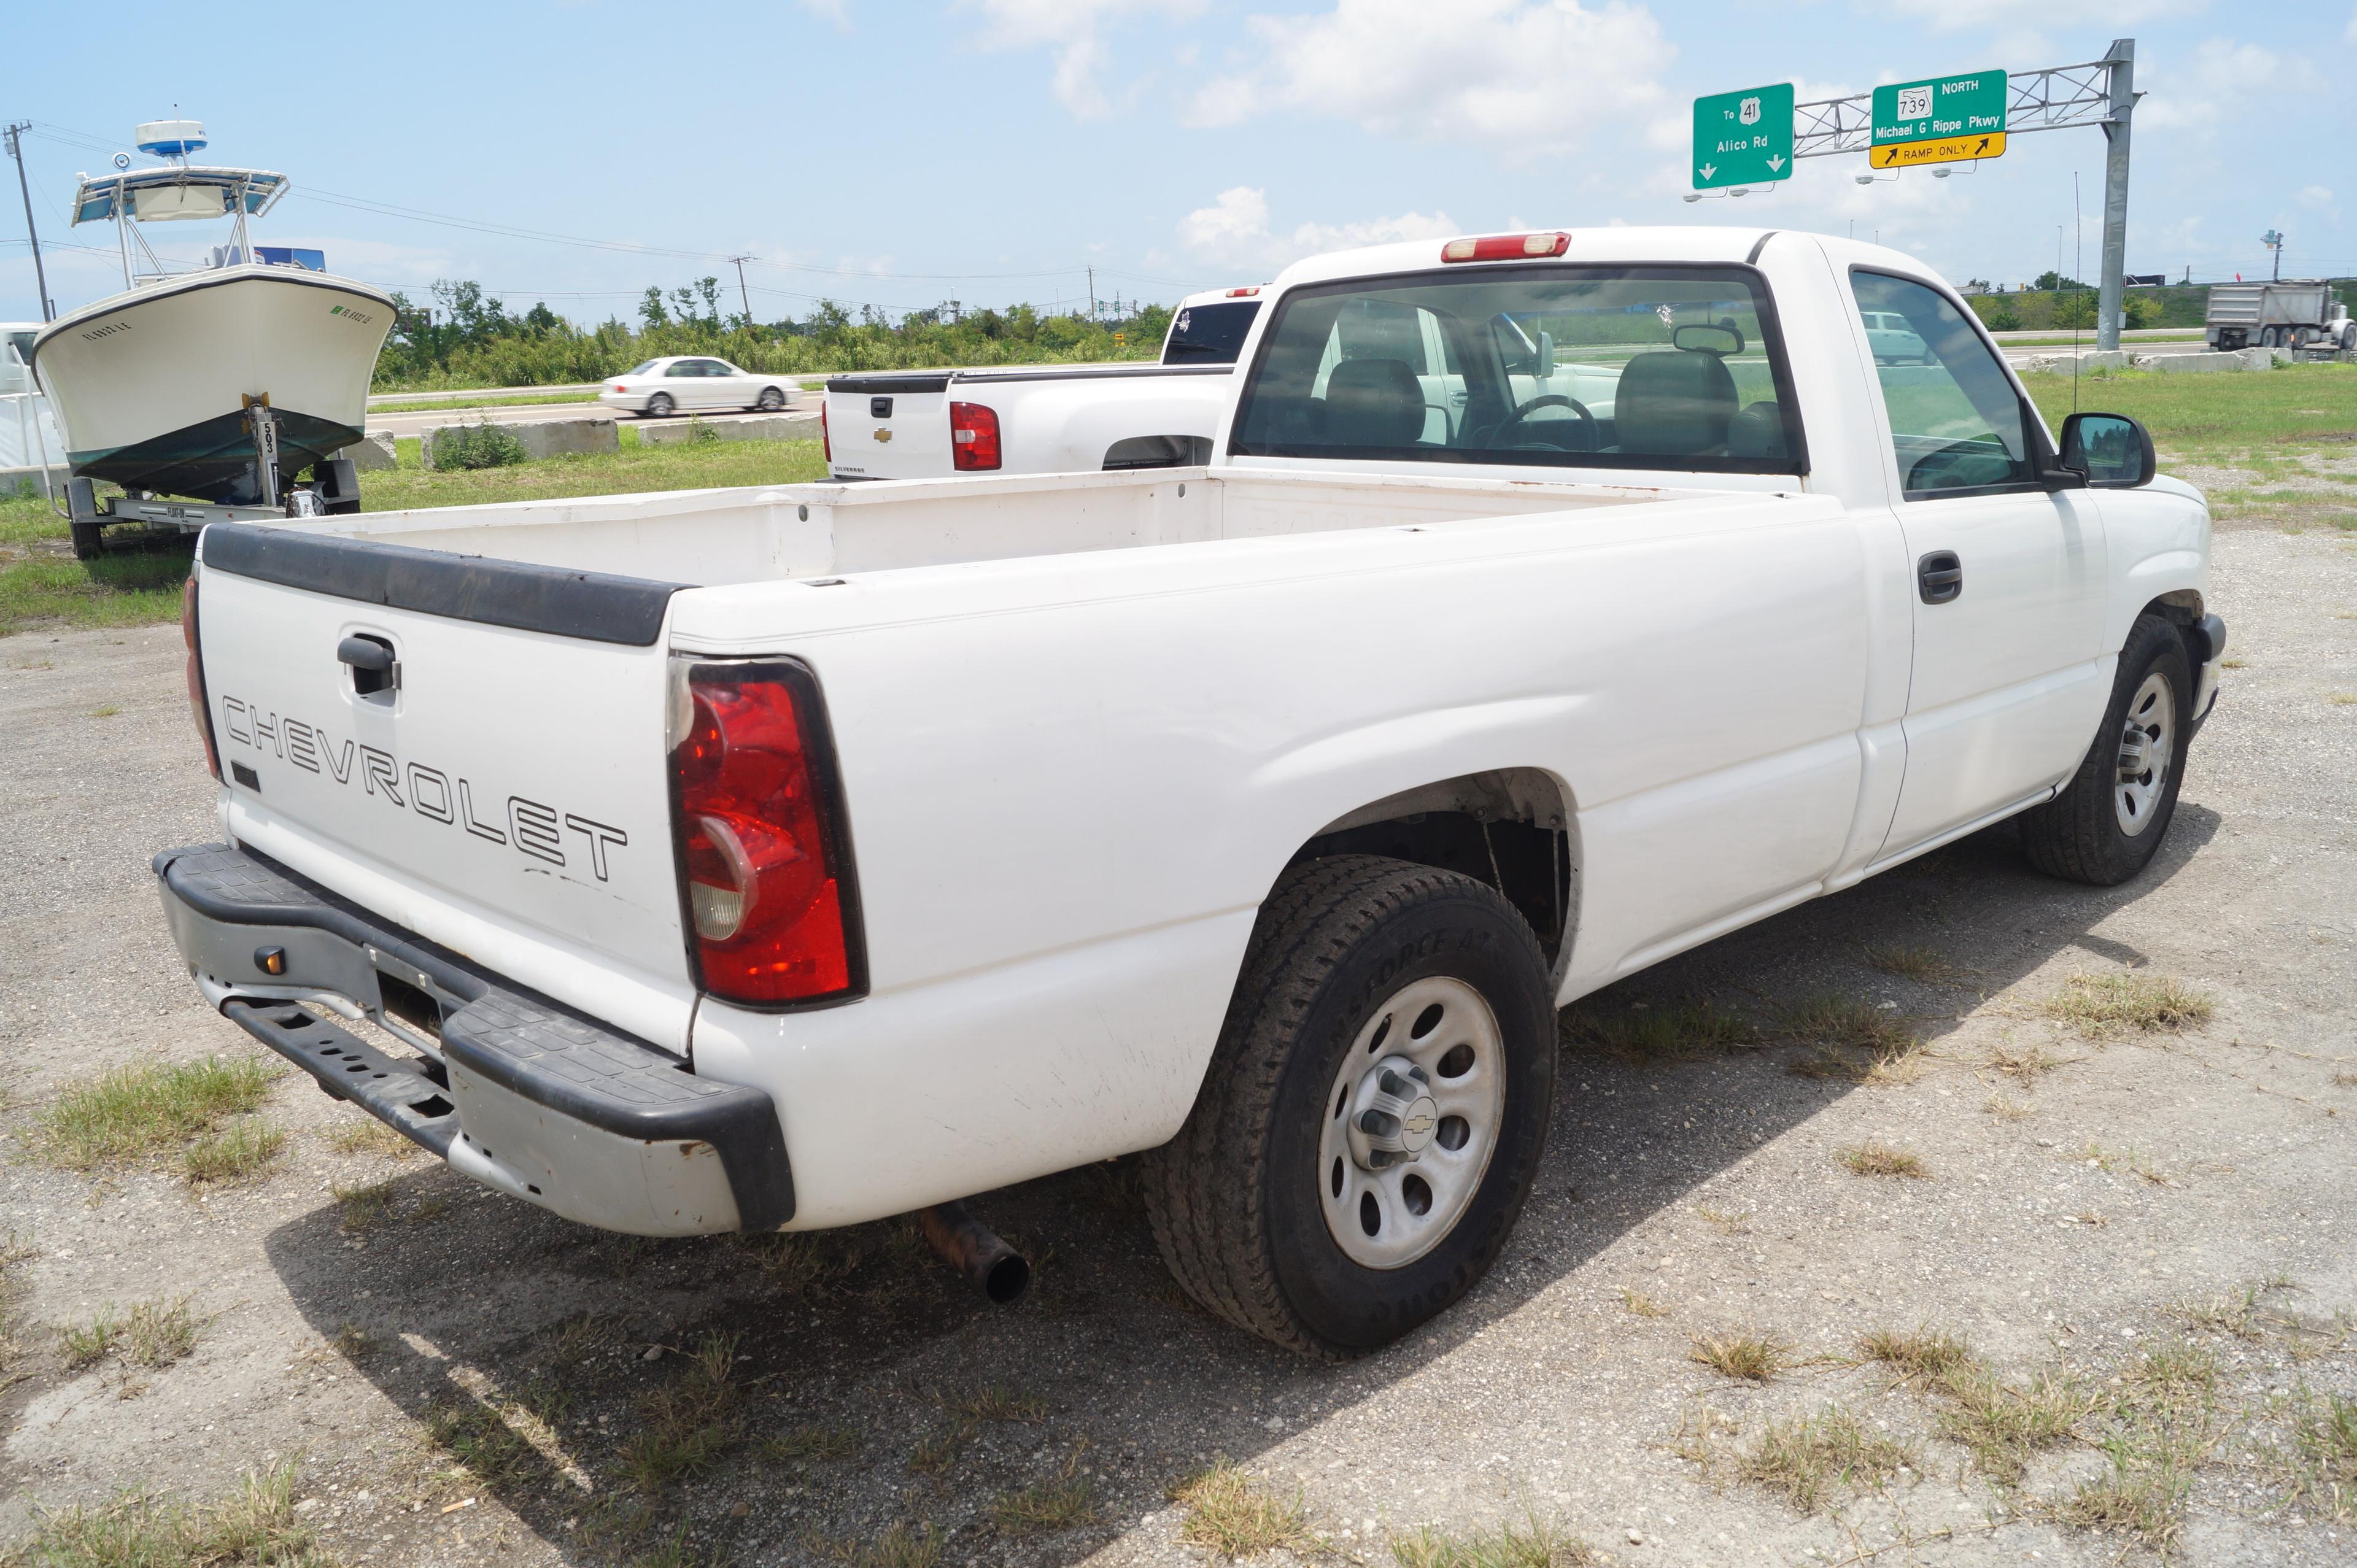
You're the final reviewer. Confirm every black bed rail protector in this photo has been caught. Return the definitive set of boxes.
[200,523,687,646]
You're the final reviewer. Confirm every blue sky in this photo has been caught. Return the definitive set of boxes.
[4,0,2353,326]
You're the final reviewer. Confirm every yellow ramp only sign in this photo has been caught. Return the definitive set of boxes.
[1871,130,2007,169]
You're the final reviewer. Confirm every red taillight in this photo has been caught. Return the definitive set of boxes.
[613,384,627,392]
[669,660,862,1006]
[950,401,1000,471]
[1441,231,1571,263]
[181,574,220,781]
[819,399,830,462]
[1225,286,1261,297]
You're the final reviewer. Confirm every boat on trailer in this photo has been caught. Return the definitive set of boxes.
[28,121,394,557]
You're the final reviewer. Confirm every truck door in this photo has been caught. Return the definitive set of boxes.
[1852,270,2110,857]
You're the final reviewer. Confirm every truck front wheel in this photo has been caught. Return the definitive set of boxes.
[2018,612,2193,886]
[1142,855,1556,1356]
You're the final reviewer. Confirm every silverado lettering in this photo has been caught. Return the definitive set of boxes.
[216,693,627,882]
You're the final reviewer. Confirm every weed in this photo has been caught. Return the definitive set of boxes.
[1688,1330,1790,1383]
[548,1312,613,1368]
[323,1119,420,1159]
[2336,1071,2357,1089]
[1986,1041,2067,1083]
[1390,1508,1598,1566]
[1984,1091,2033,1121]
[2332,693,2357,706]
[429,420,527,470]
[1619,1288,1668,1318]
[907,1420,975,1476]
[738,1230,854,1294]
[124,1296,198,1369]
[5,1461,329,1567]
[2220,657,2248,670]
[945,1378,1048,1424]
[1867,944,1956,983]
[1560,998,1752,1063]
[1938,1365,2098,1484]
[88,703,120,718]
[760,1423,859,1464]
[2054,1340,2224,1549]
[988,1470,1096,1535]
[2170,1280,2283,1341]
[331,1175,398,1234]
[1670,1402,1740,1467]
[61,1307,121,1371]
[331,1321,376,1360]
[810,1521,945,1567]
[32,1056,274,1170]
[425,1397,533,1485]
[2263,1386,2357,1523]
[2071,1141,2172,1185]
[1783,993,1917,1057]
[1858,1326,1973,1389]
[2043,971,2213,1036]
[184,1117,287,1186]
[625,1330,742,1493]
[1695,1205,1751,1235]
[0,1234,33,1382]
[1169,1458,1311,1557]
[1735,1404,1918,1514]
[1838,1141,1929,1178]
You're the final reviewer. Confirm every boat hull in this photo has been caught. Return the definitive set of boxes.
[31,267,393,502]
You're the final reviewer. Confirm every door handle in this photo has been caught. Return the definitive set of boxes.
[1917,550,1963,605]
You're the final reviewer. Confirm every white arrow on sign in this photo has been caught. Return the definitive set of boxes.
[1767,155,1786,172]
[1699,163,1717,180]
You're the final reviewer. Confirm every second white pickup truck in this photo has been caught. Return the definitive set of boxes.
[159,226,2220,1355]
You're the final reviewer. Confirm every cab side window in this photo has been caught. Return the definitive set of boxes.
[1853,272,2035,498]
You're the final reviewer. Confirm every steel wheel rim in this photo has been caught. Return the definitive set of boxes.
[1317,975,1506,1270]
[2114,670,2176,836]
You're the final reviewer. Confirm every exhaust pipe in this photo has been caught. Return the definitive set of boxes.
[915,1200,1031,1305]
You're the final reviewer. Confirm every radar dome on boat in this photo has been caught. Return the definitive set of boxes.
[134,120,207,158]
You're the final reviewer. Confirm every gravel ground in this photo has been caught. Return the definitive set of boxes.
[1,523,2351,1567]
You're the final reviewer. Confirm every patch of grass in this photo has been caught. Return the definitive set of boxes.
[424,1396,534,1486]
[760,1423,859,1465]
[1560,997,1752,1063]
[1169,1458,1312,1558]
[2053,1340,2223,1549]
[0,549,192,638]
[367,389,605,414]
[88,703,120,718]
[2170,1279,2291,1341]
[1695,1205,1751,1235]
[0,1233,34,1383]
[1986,1040,2069,1083]
[737,1230,855,1295]
[31,1056,275,1170]
[1390,1509,1598,1566]
[1837,1141,1929,1179]
[330,1321,376,1361]
[1938,1364,2099,1484]
[184,1117,287,1186]
[2331,692,2357,706]
[1734,1404,1918,1514]
[124,1296,198,1369]
[1984,1091,2033,1121]
[1858,1326,1974,1389]
[2021,364,2357,457]
[2070,1141,2173,1185]
[810,1521,944,1567]
[331,1176,398,1234]
[906,1420,975,1477]
[624,1330,743,1493]
[60,1306,121,1371]
[4,1461,331,1567]
[2262,1386,2357,1523]
[2220,657,2248,670]
[1784,993,1916,1057]
[945,1379,1048,1424]
[1867,944,1956,983]
[547,1312,613,1369]
[1619,1288,1668,1318]
[1688,1329,1790,1383]
[2043,971,2213,1036]
[988,1466,1097,1536]
[323,1119,420,1159]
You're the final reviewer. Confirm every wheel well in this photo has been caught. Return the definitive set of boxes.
[1285,768,1578,965]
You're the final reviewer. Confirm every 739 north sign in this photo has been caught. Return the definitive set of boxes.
[1692,82,1794,190]
[1870,69,2008,169]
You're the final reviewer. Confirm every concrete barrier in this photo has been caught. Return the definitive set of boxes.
[638,412,822,447]
[2022,350,2131,374]
[2145,352,2249,375]
[422,417,620,468]
[333,431,398,471]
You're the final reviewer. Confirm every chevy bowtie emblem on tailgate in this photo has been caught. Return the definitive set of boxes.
[873,428,893,443]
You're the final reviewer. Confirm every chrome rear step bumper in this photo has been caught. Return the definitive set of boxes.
[153,843,793,1235]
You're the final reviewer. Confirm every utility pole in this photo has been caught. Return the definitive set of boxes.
[725,255,756,326]
[1086,265,1095,322]
[2094,37,2134,351]
[5,123,54,322]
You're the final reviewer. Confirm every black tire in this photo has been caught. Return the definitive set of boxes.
[1140,855,1556,1356]
[2019,613,2194,886]
[69,518,103,560]
[646,393,675,417]
[756,386,785,412]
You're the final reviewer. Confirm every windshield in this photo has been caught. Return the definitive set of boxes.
[1230,266,1800,474]
[625,360,660,375]
[1163,300,1260,365]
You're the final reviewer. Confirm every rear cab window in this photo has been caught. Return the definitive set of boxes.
[1229,265,1805,474]
[1163,301,1261,365]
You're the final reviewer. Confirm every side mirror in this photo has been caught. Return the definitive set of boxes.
[1671,323,1744,355]
[2057,412,2156,488]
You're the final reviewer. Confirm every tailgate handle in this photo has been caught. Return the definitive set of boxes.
[869,396,892,419]
[338,634,400,697]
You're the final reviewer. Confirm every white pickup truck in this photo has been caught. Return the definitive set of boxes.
[819,288,1263,480]
[160,226,2221,1355]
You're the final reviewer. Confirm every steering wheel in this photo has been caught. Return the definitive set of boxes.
[1484,393,1597,451]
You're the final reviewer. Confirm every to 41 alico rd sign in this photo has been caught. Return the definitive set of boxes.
[1692,82,1794,189]
[1870,70,2008,168]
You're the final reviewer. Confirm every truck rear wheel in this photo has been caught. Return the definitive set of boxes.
[1142,855,1556,1356]
[2018,613,2193,886]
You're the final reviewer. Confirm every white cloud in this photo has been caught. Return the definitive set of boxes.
[2138,38,2324,134]
[966,0,1206,118]
[1878,0,2204,28]
[1177,185,1458,271]
[2296,184,2334,210]
[1186,0,1673,160]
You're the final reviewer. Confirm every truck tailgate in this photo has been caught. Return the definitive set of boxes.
[824,374,951,479]
[192,523,697,1049]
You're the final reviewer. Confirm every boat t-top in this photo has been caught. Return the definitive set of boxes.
[29,120,395,555]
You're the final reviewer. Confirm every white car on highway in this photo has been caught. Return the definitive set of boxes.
[600,356,795,419]
[1862,309,1932,365]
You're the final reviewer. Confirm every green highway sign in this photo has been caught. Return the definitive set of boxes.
[1692,82,1794,189]
[1871,69,2007,146]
